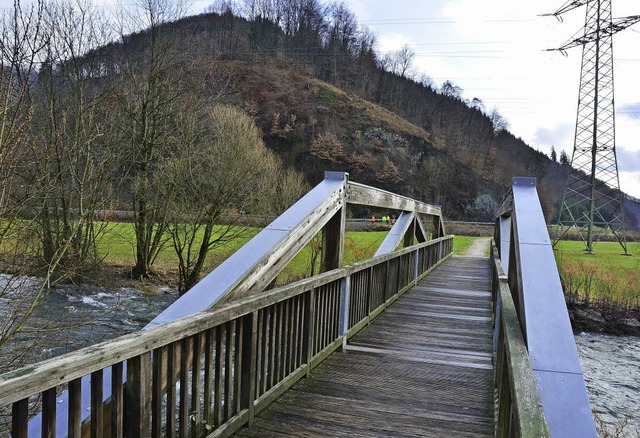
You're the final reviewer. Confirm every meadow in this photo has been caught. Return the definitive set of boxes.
[94,224,477,287]
[554,240,640,310]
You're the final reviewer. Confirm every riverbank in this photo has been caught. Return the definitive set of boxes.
[568,303,640,337]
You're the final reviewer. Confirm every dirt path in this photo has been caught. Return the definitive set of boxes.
[464,237,490,257]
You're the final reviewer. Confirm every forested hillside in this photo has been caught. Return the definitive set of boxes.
[145,4,571,221]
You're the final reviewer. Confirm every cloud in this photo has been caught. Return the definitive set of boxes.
[619,170,640,199]
[618,103,640,120]
[616,148,640,173]
[532,123,573,150]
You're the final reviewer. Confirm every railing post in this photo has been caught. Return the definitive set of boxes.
[124,352,152,438]
[241,311,258,425]
[414,248,419,283]
[339,275,351,349]
[303,288,316,377]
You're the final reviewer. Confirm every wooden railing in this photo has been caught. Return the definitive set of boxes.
[0,236,452,437]
[490,240,548,437]
[494,177,596,438]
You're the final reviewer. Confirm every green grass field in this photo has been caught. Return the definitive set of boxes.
[452,236,477,256]
[553,240,640,307]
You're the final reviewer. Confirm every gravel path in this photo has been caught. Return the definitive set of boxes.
[464,237,491,257]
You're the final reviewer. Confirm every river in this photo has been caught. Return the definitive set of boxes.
[2,283,639,435]
[575,332,640,435]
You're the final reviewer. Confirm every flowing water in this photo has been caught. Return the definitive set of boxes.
[575,332,640,435]
[1,277,178,368]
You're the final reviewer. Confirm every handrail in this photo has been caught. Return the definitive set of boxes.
[0,236,453,437]
[494,177,597,437]
[17,171,446,437]
[491,239,549,437]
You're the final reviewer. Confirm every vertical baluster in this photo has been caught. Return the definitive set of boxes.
[293,295,301,368]
[166,343,177,438]
[152,347,163,438]
[272,303,281,386]
[110,363,123,438]
[317,287,325,353]
[69,378,82,438]
[214,326,223,428]
[125,353,151,438]
[91,370,104,438]
[241,312,258,425]
[179,338,191,438]
[191,333,202,438]
[282,300,290,378]
[304,289,316,376]
[42,387,56,438]
[234,318,243,415]
[203,329,214,428]
[12,398,29,438]
[224,321,234,421]
[255,310,264,398]
[260,308,269,396]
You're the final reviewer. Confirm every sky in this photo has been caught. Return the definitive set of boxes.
[2,0,640,197]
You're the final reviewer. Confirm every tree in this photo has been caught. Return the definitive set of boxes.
[0,0,79,370]
[551,146,558,162]
[157,105,307,293]
[440,80,463,99]
[109,0,190,279]
[488,107,509,134]
[383,44,415,78]
[560,149,570,165]
[28,0,114,276]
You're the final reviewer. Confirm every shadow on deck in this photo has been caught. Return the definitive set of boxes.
[234,256,494,437]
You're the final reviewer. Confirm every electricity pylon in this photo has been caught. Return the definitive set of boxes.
[544,0,640,254]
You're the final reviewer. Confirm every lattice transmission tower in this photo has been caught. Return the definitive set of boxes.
[544,0,640,254]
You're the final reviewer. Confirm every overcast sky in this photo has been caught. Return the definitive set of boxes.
[3,0,640,197]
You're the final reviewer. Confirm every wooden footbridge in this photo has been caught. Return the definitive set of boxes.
[0,173,596,437]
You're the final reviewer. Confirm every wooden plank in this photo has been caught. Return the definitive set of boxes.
[214,326,223,428]
[179,338,191,438]
[192,333,202,438]
[204,329,214,427]
[152,347,163,438]
[166,343,177,438]
[224,322,233,421]
[12,398,28,438]
[91,370,104,438]
[42,387,56,438]
[124,353,151,438]
[110,363,123,438]
[68,378,82,438]
[346,182,441,216]
[321,206,345,272]
[240,312,258,425]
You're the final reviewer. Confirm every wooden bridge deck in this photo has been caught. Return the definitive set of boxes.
[234,256,494,437]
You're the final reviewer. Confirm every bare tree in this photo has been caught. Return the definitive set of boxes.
[0,0,77,367]
[109,0,190,279]
[489,107,509,135]
[27,0,115,277]
[156,105,308,293]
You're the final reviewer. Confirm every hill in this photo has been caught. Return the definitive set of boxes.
[14,1,639,226]
[127,9,565,221]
